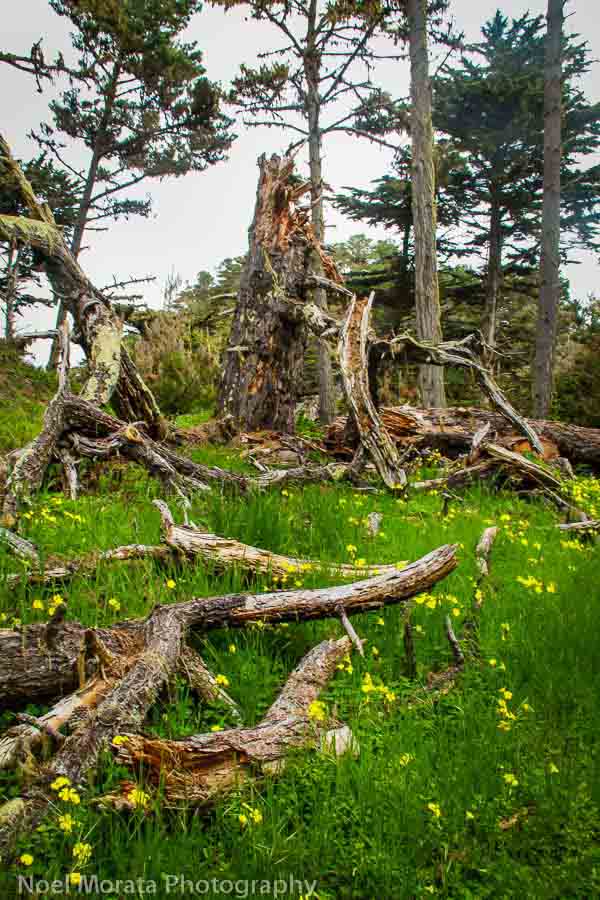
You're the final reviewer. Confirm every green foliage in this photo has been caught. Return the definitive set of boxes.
[129,311,223,415]
[433,10,600,266]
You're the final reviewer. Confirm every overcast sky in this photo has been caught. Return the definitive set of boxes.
[2,0,599,362]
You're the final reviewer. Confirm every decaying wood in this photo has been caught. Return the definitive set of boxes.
[475,526,499,580]
[0,543,457,710]
[326,405,600,470]
[460,526,499,660]
[371,333,543,455]
[0,133,166,438]
[218,154,341,433]
[5,499,397,590]
[338,293,407,490]
[106,638,353,808]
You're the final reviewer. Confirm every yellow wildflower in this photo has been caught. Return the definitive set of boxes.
[112,735,129,747]
[128,787,150,808]
[70,874,82,886]
[51,776,71,791]
[308,700,327,721]
[19,854,34,866]
[58,813,75,833]
[58,788,80,805]
[503,773,519,787]
[73,842,92,865]
[166,579,176,590]
[427,802,442,818]
[215,674,230,687]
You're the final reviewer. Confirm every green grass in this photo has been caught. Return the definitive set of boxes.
[1,446,600,898]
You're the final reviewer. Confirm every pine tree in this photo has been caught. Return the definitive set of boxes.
[433,10,600,364]
[24,0,234,366]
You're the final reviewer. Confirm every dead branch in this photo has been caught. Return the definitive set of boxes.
[338,294,406,490]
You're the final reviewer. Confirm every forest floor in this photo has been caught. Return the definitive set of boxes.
[0,367,599,899]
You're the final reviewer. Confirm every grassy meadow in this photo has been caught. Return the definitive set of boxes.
[1,403,599,900]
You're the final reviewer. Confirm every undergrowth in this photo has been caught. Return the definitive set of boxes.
[0,439,599,898]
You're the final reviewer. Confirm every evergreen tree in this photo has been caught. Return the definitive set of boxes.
[0,155,80,339]
[21,0,235,365]
[433,10,600,361]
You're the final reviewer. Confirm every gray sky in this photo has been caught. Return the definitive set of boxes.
[2,0,599,362]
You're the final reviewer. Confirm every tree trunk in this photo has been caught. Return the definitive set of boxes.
[534,0,563,417]
[483,196,502,367]
[217,154,312,433]
[305,3,336,425]
[408,0,446,408]
[2,242,19,341]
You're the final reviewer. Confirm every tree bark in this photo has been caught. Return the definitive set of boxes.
[0,133,166,437]
[2,242,20,341]
[305,0,336,425]
[483,195,503,366]
[408,0,446,408]
[534,0,563,417]
[217,155,313,433]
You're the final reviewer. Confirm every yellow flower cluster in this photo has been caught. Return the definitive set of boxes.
[566,476,600,518]
[73,842,92,865]
[361,672,396,703]
[427,801,442,818]
[48,594,65,617]
[496,687,532,732]
[128,787,150,808]
[51,776,81,805]
[238,804,263,827]
[336,654,353,674]
[308,700,327,722]
[516,575,556,594]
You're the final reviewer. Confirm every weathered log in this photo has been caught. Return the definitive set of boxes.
[0,544,457,709]
[0,602,185,858]
[0,133,166,438]
[326,405,600,469]
[107,638,353,808]
[371,334,543,454]
[154,500,396,580]
[338,294,406,490]
[5,499,395,589]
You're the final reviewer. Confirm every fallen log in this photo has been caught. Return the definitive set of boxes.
[4,500,400,589]
[0,544,457,709]
[106,638,353,808]
[326,406,600,470]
